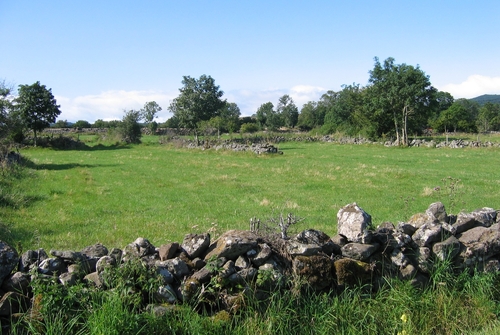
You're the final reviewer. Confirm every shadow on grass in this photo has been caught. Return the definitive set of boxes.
[20,155,117,171]
[0,220,38,250]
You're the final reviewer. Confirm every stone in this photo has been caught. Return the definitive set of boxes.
[155,285,177,304]
[396,222,417,236]
[190,267,212,284]
[399,263,417,280]
[160,258,190,280]
[191,258,206,270]
[1,272,30,294]
[235,255,250,269]
[334,258,372,287]
[59,272,78,286]
[109,248,123,263]
[0,241,19,284]
[390,249,410,268]
[81,243,108,258]
[413,247,432,273]
[182,233,210,259]
[96,256,116,274]
[84,272,103,287]
[293,255,334,291]
[38,258,66,275]
[452,208,497,234]
[156,265,174,284]
[123,238,155,260]
[18,249,48,273]
[432,236,461,261]
[0,291,29,316]
[50,250,87,264]
[295,229,336,255]
[425,202,448,223]
[250,243,273,266]
[159,243,179,261]
[329,234,348,255]
[457,226,500,269]
[286,241,321,256]
[220,260,236,278]
[407,212,435,229]
[204,230,260,260]
[412,223,443,247]
[228,268,258,286]
[337,203,373,243]
[341,243,380,262]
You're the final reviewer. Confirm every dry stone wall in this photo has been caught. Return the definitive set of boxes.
[1,202,500,319]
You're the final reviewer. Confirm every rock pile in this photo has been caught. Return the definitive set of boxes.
[1,202,499,319]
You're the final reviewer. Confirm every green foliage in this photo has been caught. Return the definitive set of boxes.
[240,122,259,133]
[432,99,479,133]
[73,120,92,128]
[118,109,142,144]
[52,119,71,128]
[141,101,162,135]
[13,81,61,146]
[477,102,500,132]
[168,75,227,137]
[277,94,298,128]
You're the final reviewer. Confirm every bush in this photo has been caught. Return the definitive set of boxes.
[240,123,259,134]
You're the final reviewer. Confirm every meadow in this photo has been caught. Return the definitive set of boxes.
[2,135,500,251]
[3,134,500,334]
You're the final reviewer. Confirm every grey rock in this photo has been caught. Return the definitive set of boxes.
[50,250,87,264]
[337,203,373,243]
[286,241,322,256]
[329,234,348,254]
[156,265,174,284]
[413,247,432,273]
[1,272,30,294]
[191,258,206,270]
[38,258,66,275]
[250,243,273,266]
[453,208,497,234]
[160,258,190,280]
[96,256,116,274]
[109,248,123,263]
[228,268,258,286]
[155,285,177,304]
[81,243,108,258]
[84,272,103,287]
[412,223,443,247]
[432,236,461,261]
[295,229,335,255]
[396,222,417,236]
[399,263,417,280]
[457,226,500,268]
[159,243,179,261]
[220,260,236,278]
[390,249,410,268]
[204,230,260,260]
[59,272,78,286]
[341,243,380,262]
[425,202,448,223]
[190,267,212,284]
[0,241,19,284]
[182,233,210,259]
[235,255,250,269]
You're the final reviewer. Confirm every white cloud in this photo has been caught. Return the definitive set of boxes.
[439,75,500,99]
[55,90,177,123]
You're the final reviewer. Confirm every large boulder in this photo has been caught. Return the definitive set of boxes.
[337,203,373,243]
[425,202,448,223]
[412,223,443,247]
[341,243,380,262]
[456,226,500,269]
[334,258,372,287]
[0,241,19,284]
[293,255,334,291]
[181,233,210,259]
[452,208,497,234]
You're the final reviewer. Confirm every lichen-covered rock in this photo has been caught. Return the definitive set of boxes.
[341,243,379,262]
[452,208,497,234]
[159,243,179,261]
[295,229,336,255]
[337,203,373,243]
[334,258,372,287]
[407,212,435,229]
[0,241,19,284]
[425,202,448,223]
[182,233,210,259]
[413,247,431,273]
[457,226,500,269]
[286,241,322,256]
[96,256,116,274]
[412,223,443,247]
[59,272,78,286]
[123,238,156,261]
[248,243,272,266]
[159,258,190,280]
[432,236,461,261]
[81,243,109,259]
[204,230,260,260]
[293,255,334,291]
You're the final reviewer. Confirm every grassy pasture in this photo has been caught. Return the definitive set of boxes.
[2,136,500,251]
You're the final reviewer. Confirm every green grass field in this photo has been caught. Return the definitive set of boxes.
[2,135,500,251]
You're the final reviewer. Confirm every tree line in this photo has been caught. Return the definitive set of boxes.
[2,57,500,147]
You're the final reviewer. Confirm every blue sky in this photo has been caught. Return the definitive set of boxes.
[1,1,499,122]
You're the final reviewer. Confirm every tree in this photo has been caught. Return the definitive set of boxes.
[433,99,478,133]
[477,102,500,132]
[0,80,14,141]
[277,94,299,128]
[298,101,319,130]
[323,84,365,136]
[13,81,61,146]
[255,102,274,129]
[73,120,91,128]
[119,110,142,144]
[218,102,241,133]
[141,101,162,135]
[53,119,70,128]
[368,57,436,145]
[168,75,226,141]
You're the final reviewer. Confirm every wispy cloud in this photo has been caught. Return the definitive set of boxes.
[55,90,176,123]
[439,75,500,99]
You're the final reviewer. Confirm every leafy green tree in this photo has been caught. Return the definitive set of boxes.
[93,119,108,128]
[323,84,365,135]
[240,122,259,133]
[53,119,70,128]
[255,102,274,129]
[119,110,142,143]
[433,99,478,133]
[13,81,61,146]
[141,101,162,135]
[164,115,181,129]
[168,75,226,141]
[73,120,91,128]
[218,102,241,133]
[297,101,319,130]
[368,57,436,145]
[277,94,299,128]
[0,80,14,141]
[476,102,500,132]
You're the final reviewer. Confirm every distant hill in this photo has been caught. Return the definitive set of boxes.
[469,94,500,105]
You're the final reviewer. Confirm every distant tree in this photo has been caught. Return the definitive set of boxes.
[368,57,436,145]
[0,80,14,141]
[277,94,299,128]
[298,101,320,130]
[73,120,91,128]
[240,122,259,133]
[477,102,500,132]
[164,115,181,129]
[433,99,479,133]
[323,84,365,135]
[217,102,241,133]
[13,81,61,146]
[119,110,142,143]
[168,75,226,141]
[93,119,108,128]
[255,102,274,129]
[53,119,70,128]
[141,101,162,135]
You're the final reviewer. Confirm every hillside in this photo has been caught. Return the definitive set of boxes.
[469,94,500,105]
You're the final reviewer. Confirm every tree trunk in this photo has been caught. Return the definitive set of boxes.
[393,110,400,145]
